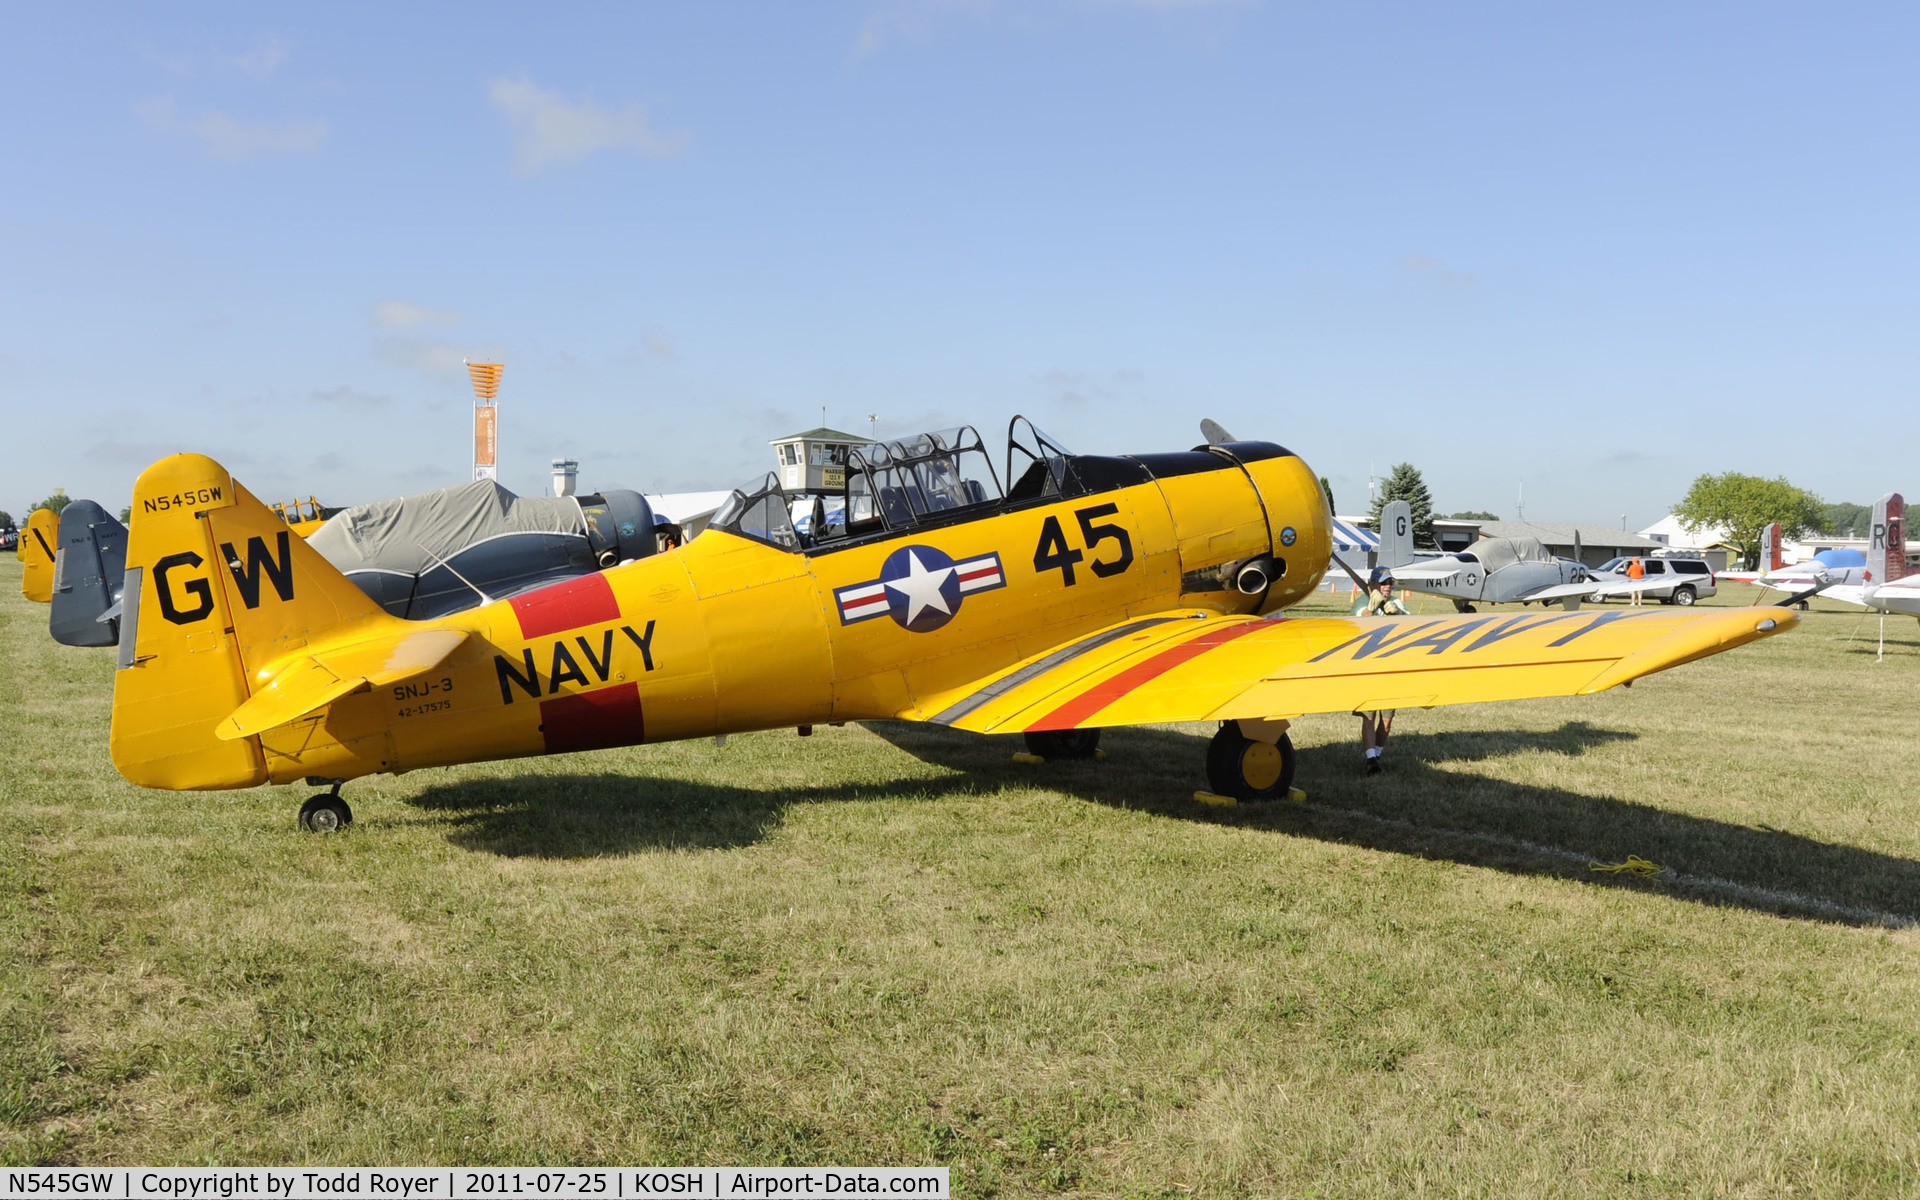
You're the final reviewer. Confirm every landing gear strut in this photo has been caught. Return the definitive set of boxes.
[1023,728,1103,760]
[1205,721,1297,801]
[297,784,353,833]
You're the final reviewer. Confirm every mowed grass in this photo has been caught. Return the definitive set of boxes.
[4,561,1919,1196]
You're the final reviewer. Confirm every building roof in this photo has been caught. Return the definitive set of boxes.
[1477,520,1666,550]
[770,427,867,444]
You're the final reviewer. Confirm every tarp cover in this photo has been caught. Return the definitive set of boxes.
[1466,536,1554,573]
[307,479,586,576]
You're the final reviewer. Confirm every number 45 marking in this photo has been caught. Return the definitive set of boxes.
[1034,503,1135,586]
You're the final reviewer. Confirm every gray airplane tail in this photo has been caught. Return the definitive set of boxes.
[1376,499,1416,569]
[50,500,128,647]
[1869,492,1907,584]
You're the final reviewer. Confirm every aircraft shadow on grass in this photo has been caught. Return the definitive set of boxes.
[406,720,1920,929]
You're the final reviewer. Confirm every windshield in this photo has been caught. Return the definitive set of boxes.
[1006,416,1075,501]
[708,472,801,551]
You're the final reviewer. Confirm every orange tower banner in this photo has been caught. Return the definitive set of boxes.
[467,362,504,481]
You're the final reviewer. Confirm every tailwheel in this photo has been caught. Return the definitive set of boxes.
[1023,729,1102,760]
[297,792,353,833]
[1205,724,1297,801]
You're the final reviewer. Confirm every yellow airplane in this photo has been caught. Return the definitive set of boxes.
[19,508,59,603]
[108,421,1797,831]
[268,496,342,539]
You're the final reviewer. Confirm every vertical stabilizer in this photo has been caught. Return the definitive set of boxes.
[110,454,393,790]
[1870,493,1906,584]
[1377,500,1415,569]
[20,509,58,603]
[50,500,126,647]
[1760,522,1783,572]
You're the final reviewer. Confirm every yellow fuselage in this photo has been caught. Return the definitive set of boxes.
[114,446,1329,790]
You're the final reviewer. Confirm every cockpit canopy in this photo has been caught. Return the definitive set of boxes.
[709,421,1056,551]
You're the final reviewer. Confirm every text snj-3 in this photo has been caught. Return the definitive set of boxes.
[106,418,1797,829]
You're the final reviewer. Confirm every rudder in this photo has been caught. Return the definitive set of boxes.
[49,500,127,647]
[1870,493,1906,584]
[20,508,58,603]
[1376,499,1415,569]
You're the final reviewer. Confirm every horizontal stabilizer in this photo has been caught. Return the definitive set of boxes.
[216,628,469,741]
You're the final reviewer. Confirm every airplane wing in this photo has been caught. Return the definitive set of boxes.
[1576,576,1665,599]
[1512,579,1617,602]
[907,606,1795,733]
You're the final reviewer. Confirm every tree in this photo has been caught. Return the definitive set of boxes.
[1369,463,1436,548]
[31,488,70,515]
[0,510,12,531]
[1319,476,1336,517]
[1821,502,1869,539]
[1450,509,1500,522]
[119,505,133,524]
[1673,473,1825,569]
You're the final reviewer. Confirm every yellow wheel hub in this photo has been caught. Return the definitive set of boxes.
[1240,741,1283,790]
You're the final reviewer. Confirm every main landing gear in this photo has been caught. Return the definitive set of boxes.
[297,782,353,833]
[1023,728,1103,760]
[1205,719,1297,802]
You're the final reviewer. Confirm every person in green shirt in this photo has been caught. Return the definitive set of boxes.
[1353,567,1407,775]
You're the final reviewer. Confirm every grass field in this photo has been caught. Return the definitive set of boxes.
[4,560,1918,1196]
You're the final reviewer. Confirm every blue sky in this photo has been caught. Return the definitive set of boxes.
[2,2,1914,527]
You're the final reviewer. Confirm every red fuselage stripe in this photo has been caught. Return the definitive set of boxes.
[1026,620,1268,731]
[511,572,622,640]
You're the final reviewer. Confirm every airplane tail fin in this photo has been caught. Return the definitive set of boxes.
[49,500,127,647]
[1376,499,1415,569]
[110,454,392,790]
[1869,492,1906,584]
[1759,522,1783,572]
[20,508,58,603]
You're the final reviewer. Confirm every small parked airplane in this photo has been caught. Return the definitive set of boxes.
[1811,494,1916,626]
[107,420,1797,830]
[1372,502,1644,611]
[1722,520,1874,598]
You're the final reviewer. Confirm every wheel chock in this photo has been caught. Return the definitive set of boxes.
[1288,787,1308,803]
[1011,752,1046,764]
[1192,790,1237,807]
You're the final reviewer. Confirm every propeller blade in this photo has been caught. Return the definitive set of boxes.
[1200,418,1236,446]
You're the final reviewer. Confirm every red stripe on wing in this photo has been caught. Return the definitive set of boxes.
[1025,619,1269,731]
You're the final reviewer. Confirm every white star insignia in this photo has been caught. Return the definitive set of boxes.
[885,550,956,624]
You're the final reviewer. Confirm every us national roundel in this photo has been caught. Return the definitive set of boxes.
[832,544,1008,632]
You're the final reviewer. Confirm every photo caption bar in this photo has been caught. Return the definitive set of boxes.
[0,1169,948,1200]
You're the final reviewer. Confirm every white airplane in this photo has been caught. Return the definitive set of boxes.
[1722,519,1875,598]
[1814,493,1917,623]
[1373,501,1643,612]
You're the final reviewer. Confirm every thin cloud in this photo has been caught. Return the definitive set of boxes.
[137,96,328,161]
[487,74,685,175]
[372,301,463,330]
[1398,252,1474,286]
[373,338,474,376]
[221,35,290,78]
[311,386,391,409]
[855,0,993,56]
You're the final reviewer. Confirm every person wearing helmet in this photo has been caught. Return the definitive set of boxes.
[1352,566,1407,775]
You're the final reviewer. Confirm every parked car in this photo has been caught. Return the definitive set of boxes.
[0,528,16,551]
[1589,555,1717,605]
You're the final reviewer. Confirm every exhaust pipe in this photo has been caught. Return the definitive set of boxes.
[1236,556,1281,595]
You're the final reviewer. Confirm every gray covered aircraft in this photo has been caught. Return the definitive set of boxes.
[1373,500,1640,612]
[49,479,662,645]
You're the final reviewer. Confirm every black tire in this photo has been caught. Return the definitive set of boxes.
[298,794,353,833]
[1023,729,1102,760]
[1672,584,1696,606]
[1451,601,1477,613]
[1205,725,1297,801]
